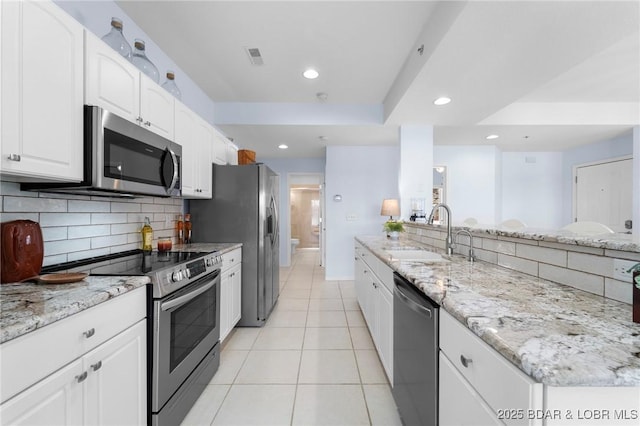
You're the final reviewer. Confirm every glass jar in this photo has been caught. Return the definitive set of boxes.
[158,237,172,253]
[131,39,159,83]
[101,17,132,60]
[161,71,182,100]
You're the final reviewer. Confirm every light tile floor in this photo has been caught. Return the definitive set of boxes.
[181,249,402,426]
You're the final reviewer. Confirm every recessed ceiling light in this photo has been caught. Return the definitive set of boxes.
[433,97,451,106]
[303,69,319,79]
[278,144,288,149]
[486,134,499,140]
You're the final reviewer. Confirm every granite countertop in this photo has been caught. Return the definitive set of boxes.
[433,223,640,253]
[173,242,242,254]
[0,275,149,344]
[0,242,241,345]
[356,235,640,387]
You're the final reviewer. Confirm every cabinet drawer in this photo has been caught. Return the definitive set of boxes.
[440,309,542,425]
[1,286,146,403]
[439,352,504,426]
[222,248,242,271]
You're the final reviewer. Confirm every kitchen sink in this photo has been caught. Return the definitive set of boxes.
[385,250,446,262]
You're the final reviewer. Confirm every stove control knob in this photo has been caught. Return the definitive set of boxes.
[172,271,182,282]
[185,269,191,279]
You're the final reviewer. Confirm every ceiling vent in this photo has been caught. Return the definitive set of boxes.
[245,47,264,65]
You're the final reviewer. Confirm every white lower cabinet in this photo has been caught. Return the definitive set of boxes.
[354,241,393,383]
[220,248,242,342]
[83,320,146,425]
[440,309,543,426]
[0,359,84,425]
[440,351,503,426]
[0,287,147,425]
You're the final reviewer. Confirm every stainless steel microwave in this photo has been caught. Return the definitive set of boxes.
[22,106,181,198]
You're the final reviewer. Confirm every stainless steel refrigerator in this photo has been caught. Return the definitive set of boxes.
[190,163,280,326]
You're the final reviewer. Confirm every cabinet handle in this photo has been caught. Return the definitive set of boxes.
[363,270,368,274]
[7,154,21,162]
[76,371,88,383]
[83,328,95,338]
[91,361,103,372]
[144,121,151,126]
[460,354,473,368]
[136,116,143,123]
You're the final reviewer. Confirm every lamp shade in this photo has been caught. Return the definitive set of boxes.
[380,199,400,218]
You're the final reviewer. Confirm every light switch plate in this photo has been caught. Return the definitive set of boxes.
[346,214,357,221]
[613,259,637,282]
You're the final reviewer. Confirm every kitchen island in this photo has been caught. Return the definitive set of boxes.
[357,235,640,386]
[357,234,639,425]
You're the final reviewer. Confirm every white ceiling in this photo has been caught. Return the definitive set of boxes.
[117,0,640,158]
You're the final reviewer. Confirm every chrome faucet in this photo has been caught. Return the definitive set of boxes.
[427,203,453,255]
[455,229,475,262]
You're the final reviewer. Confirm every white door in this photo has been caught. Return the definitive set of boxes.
[575,158,632,232]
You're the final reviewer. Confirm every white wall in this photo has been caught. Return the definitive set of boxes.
[501,152,564,229]
[260,158,326,267]
[399,126,433,219]
[54,0,216,125]
[433,145,501,226]
[324,146,400,280]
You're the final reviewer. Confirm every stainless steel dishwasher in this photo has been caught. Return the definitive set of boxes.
[392,272,439,426]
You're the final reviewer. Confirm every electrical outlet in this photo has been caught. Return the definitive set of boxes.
[346,214,357,221]
[613,259,637,282]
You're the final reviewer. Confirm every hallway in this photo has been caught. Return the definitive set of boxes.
[181,249,401,425]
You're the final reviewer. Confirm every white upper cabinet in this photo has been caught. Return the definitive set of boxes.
[0,0,84,182]
[139,74,175,140]
[212,129,228,165]
[175,100,212,199]
[225,139,239,165]
[85,31,174,140]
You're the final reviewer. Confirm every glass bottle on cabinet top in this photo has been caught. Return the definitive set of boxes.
[101,17,132,60]
[131,39,159,83]
[161,71,182,100]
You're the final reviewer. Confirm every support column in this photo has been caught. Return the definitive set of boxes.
[399,126,434,220]
[633,126,639,243]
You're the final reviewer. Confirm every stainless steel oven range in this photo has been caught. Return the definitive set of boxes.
[86,249,222,426]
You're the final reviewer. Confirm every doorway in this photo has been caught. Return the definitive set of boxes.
[287,173,324,267]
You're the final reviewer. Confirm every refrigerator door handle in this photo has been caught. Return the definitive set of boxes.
[270,194,279,247]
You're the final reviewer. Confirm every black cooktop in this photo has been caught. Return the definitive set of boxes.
[41,249,211,276]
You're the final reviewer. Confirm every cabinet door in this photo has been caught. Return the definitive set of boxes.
[139,75,174,139]
[220,272,232,342]
[175,101,197,197]
[377,284,393,383]
[193,117,213,199]
[0,359,83,425]
[84,31,139,124]
[229,263,242,328]
[439,352,503,426]
[354,255,367,311]
[84,320,146,426]
[1,0,83,181]
[225,140,239,165]
[211,129,228,165]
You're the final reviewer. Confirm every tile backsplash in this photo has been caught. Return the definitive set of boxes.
[1,182,183,266]
[404,222,639,305]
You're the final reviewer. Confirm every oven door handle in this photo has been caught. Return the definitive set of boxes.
[160,279,215,312]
